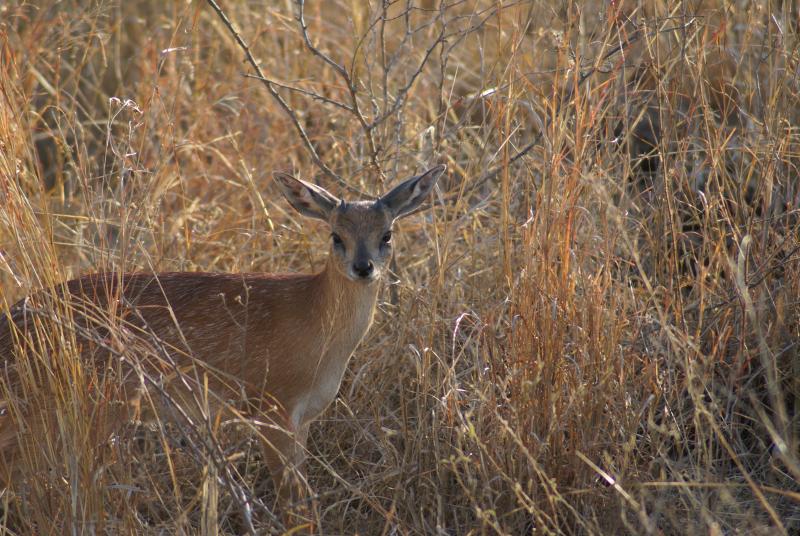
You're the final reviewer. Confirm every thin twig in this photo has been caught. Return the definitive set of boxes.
[243,74,354,113]
[296,0,385,180]
[206,0,351,191]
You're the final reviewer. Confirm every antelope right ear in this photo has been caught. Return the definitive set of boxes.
[379,165,446,219]
[274,172,340,222]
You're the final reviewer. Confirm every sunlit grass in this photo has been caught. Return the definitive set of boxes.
[1,1,798,534]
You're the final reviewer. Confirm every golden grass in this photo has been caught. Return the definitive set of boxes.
[1,0,798,534]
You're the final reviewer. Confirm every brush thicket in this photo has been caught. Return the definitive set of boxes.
[1,1,798,534]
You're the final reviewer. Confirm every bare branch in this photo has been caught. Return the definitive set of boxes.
[243,74,354,114]
[206,0,353,191]
[296,0,385,180]
[368,8,447,132]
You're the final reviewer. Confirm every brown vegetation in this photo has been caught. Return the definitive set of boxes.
[0,1,798,534]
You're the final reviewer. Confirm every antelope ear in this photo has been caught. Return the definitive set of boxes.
[379,165,446,219]
[273,172,340,221]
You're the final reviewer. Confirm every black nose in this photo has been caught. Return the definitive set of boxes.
[353,260,374,278]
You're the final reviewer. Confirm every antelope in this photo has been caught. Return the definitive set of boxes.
[0,164,446,527]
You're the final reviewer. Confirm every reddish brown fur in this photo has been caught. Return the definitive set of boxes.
[0,267,378,459]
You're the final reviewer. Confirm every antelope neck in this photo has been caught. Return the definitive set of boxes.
[314,256,380,317]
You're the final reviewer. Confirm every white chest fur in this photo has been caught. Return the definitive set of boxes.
[290,292,376,427]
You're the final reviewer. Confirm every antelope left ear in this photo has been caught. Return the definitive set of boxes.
[379,165,446,219]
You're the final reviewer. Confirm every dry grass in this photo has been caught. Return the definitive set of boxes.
[1,0,798,534]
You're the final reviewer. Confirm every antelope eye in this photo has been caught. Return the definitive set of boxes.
[381,231,392,244]
[331,233,344,246]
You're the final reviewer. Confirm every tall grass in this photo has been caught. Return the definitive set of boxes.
[1,0,798,534]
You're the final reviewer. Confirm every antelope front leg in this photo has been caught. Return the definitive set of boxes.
[261,421,317,531]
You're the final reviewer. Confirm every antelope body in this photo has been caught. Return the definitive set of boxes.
[0,165,445,526]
